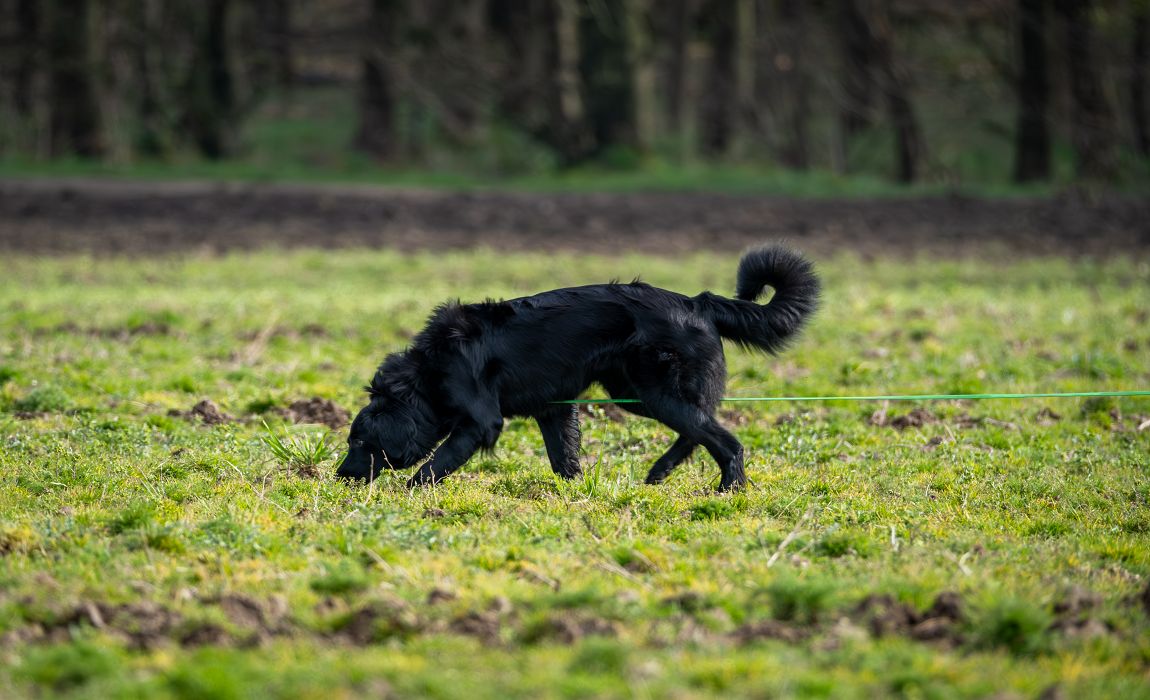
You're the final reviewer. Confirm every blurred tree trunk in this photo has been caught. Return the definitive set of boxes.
[579,0,642,156]
[47,0,106,157]
[838,0,874,141]
[627,0,657,153]
[442,0,489,145]
[700,0,737,157]
[12,0,41,118]
[491,0,545,127]
[492,0,593,162]
[733,0,755,157]
[134,0,171,157]
[868,0,922,183]
[1132,5,1149,158]
[353,0,402,160]
[1055,0,1117,179]
[182,0,239,159]
[1013,0,1051,182]
[262,0,294,91]
[665,0,694,133]
[546,0,593,164]
[775,0,810,169]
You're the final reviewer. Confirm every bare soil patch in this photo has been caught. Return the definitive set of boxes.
[276,397,350,429]
[169,399,235,425]
[2,179,1147,258]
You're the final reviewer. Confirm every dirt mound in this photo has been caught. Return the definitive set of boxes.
[169,399,234,425]
[332,597,421,645]
[869,407,938,429]
[522,612,619,645]
[735,591,966,647]
[24,601,188,650]
[1050,586,1111,639]
[449,610,506,644]
[278,397,350,429]
[731,619,808,644]
[854,592,964,643]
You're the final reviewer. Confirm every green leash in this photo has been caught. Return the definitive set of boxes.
[563,390,1150,405]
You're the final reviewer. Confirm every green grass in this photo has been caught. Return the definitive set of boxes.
[6,84,1145,196]
[1,248,1149,698]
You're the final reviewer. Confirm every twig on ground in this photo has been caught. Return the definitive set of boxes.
[767,505,816,568]
[225,459,291,515]
[239,313,281,366]
[596,559,651,590]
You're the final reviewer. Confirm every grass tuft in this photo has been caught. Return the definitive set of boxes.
[261,421,338,476]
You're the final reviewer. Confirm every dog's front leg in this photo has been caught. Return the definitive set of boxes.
[536,406,582,479]
[406,419,497,488]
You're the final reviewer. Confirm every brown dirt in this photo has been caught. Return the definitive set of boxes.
[448,610,506,644]
[56,601,184,650]
[1,586,1126,652]
[2,179,1148,258]
[853,593,921,637]
[213,593,289,634]
[168,399,234,425]
[849,591,965,645]
[1035,407,1063,426]
[868,407,938,429]
[731,619,808,644]
[426,587,458,606]
[522,612,619,645]
[1050,586,1111,639]
[333,597,422,645]
[276,397,350,429]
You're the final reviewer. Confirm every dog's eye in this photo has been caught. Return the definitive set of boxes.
[351,439,365,448]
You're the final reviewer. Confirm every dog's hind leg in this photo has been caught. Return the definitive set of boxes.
[623,343,745,491]
[629,390,745,492]
[536,405,582,479]
[675,417,744,492]
[663,414,744,491]
[644,435,697,484]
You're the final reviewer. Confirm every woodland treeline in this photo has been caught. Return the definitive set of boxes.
[1,0,1148,183]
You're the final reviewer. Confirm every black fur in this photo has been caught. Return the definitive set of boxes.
[337,245,820,491]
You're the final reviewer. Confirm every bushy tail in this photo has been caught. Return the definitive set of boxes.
[695,245,820,354]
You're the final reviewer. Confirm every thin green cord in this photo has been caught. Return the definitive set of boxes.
[561,390,1150,405]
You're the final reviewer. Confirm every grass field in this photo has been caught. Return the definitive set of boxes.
[1,248,1148,698]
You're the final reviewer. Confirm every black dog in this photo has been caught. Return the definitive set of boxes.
[337,246,819,491]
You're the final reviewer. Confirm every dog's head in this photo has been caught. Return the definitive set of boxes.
[337,353,440,482]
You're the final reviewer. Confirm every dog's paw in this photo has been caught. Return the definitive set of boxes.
[716,477,746,493]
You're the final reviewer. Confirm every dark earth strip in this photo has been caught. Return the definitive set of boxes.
[1,584,1137,653]
[2,179,1148,257]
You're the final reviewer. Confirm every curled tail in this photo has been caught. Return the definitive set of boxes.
[695,245,820,354]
